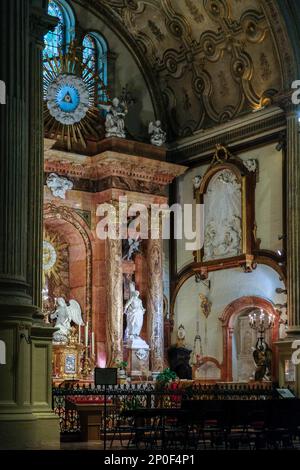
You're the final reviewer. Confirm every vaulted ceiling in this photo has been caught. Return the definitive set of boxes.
[84,0,295,138]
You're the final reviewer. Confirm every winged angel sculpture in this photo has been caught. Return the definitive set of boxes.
[51,297,84,343]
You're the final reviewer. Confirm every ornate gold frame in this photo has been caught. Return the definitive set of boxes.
[193,145,256,277]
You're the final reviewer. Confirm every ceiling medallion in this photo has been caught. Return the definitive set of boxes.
[43,42,110,151]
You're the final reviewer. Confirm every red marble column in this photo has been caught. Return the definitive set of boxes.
[147,238,164,372]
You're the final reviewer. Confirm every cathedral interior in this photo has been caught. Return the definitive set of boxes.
[2,0,300,452]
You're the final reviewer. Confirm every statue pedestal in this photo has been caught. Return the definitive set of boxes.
[126,337,150,377]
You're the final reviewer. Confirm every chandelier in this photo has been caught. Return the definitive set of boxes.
[248,308,275,344]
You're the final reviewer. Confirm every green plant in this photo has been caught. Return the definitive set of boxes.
[115,360,128,370]
[156,368,177,386]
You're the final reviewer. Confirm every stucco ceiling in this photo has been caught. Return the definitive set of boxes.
[85,0,294,138]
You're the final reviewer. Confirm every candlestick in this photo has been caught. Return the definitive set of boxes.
[78,325,81,344]
[92,332,95,356]
[85,321,89,347]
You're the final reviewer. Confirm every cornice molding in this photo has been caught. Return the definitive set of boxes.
[168,106,286,163]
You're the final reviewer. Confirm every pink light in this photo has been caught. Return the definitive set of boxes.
[97,351,106,368]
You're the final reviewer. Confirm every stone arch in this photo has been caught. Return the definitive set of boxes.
[219,296,280,382]
[44,203,94,323]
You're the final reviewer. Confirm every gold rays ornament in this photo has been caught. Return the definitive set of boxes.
[43,232,67,286]
[43,42,110,151]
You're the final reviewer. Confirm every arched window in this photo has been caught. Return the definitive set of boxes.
[44,0,75,59]
[82,32,108,102]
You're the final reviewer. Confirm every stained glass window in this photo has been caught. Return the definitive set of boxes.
[82,33,108,102]
[44,0,65,59]
[83,35,97,76]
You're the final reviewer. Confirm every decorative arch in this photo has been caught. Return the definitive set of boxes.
[219,296,280,382]
[44,203,94,323]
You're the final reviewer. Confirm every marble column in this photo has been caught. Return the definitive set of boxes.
[147,238,164,373]
[0,0,59,448]
[286,106,300,335]
[275,105,300,396]
[106,238,123,367]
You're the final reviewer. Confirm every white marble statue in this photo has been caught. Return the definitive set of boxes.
[50,297,84,343]
[148,120,166,146]
[102,97,127,138]
[124,285,147,347]
[203,169,242,261]
[46,173,73,199]
[123,238,141,261]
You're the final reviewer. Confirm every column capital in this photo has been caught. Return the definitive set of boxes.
[30,6,57,46]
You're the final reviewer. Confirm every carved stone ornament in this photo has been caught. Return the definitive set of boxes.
[199,294,212,319]
[193,175,202,190]
[101,97,127,138]
[46,73,90,125]
[148,120,166,146]
[243,159,258,173]
[46,173,73,199]
[203,169,242,261]
[135,348,149,361]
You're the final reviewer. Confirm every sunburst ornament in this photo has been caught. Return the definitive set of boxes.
[43,43,110,150]
[43,233,67,286]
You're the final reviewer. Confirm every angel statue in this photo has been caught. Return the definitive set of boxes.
[123,237,142,261]
[101,97,127,138]
[252,340,272,381]
[124,284,148,348]
[50,297,84,343]
[148,120,166,146]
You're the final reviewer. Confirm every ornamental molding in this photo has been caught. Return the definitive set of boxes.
[168,106,286,163]
[44,139,187,184]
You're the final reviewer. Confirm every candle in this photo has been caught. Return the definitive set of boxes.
[92,332,95,356]
[78,326,81,344]
[85,321,89,347]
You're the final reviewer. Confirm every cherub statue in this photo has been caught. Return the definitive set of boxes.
[46,173,73,199]
[101,97,127,138]
[148,120,166,146]
[123,237,141,261]
[50,297,84,343]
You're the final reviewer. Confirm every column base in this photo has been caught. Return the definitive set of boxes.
[0,412,60,449]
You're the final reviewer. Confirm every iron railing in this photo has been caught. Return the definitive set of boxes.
[52,382,277,435]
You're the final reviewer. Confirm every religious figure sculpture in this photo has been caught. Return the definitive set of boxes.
[252,340,272,381]
[148,120,166,146]
[50,297,84,343]
[102,97,127,138]
[46,173,73,199]
[123,237,142,261]
[203,169,242,261]
[124,285,147,347]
